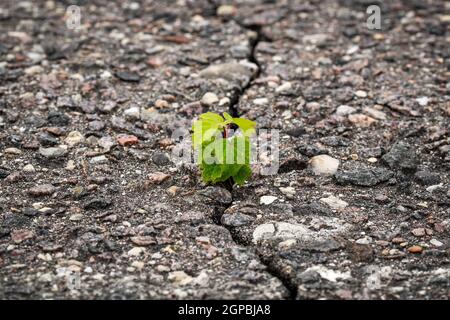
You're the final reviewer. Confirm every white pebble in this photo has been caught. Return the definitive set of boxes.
[309,155,340,176]
[260,195,278,205]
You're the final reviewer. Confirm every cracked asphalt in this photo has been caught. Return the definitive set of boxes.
[0,0,449,299]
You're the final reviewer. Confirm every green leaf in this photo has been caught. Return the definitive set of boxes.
[192,112,256,186]
[232,117,256,137]
[233,165,252,185]
[200,112,224,124]
[192,112,225,148]
[201,162,223,182]
[222,112,256,136]
[223,112,233,122]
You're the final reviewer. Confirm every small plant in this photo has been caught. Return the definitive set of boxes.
[192,112,256,185]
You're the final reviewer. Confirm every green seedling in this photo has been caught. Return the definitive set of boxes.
[192,112,256,185]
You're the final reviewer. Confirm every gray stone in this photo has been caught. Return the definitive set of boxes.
[124,106,141,120]
[39,146,67,159]
[199,61,257,88]
[221,213,255,227]
[335,105,356,116]
[252,218,349,244]
[335,168,393,186]
[198,186,232,206]
[27,184,56,197]
[152,153,171,166]
[382,142,418,172]
[414,170,440,186]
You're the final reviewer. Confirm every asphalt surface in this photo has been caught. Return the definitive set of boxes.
[0,0,449,299]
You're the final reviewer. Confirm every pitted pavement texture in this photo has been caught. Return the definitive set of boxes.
[0,0,449,299]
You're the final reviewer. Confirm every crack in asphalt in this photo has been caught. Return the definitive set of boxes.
[221,215,299,300]
[227,24,263,117]
[203,5,298,299]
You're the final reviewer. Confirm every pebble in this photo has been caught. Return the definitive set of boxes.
[335,168,393,187]
[217,5,237,16]
[260,195,277,205]
[11,229,35,244]
[408,245,423,254]
[221,213,255,227]
[253,98,269,105]
[348,114,377,127]
[154,99,169,109]
[279,186,296,198]
[117,135,139,146]
[363,106,386,120]
[130,236,156,246]
[275,82,292,93]
[416,97,429,107]
[426,183,443,193]
[199,62,256,85]
[90,155,108,164]
[27,184,56,197]
[305,265,351,283]
[127,247,145,256]
[319,195,348,210]
[37,132,58,146]
[355,237,372,245]
[375,194,389,203]
[166,186,180,196]
[376,240,389,246]
[22,164,35,172]
[64,131,84,147]
[101,101,117,113]
[39,146,67,159]
[201,92,219,106]
[65,160,76,171]
[48,111,70,126]
[303,33,329,45]
[411,228,426,237]
[0,168,10,179]
[199,187,232,205]
[168,271,193,286]
[147,172,171,184]
[354,90,367,98]
[309,155,340,176]
[25,65,44,75]
[219,97,230,106]
[414,171,440,186]
[4,147,22,155]
[131,261,145,270]
[98,136,115,151]
[278,239,297,250]
[382,142,418,171]
[335,105,356,116]
[124,106,141,120]
[152,152,170,166]
[253,222,307,243]
[88,120,105,131]
[115,71,140,82]
[430,239,443,247]
[69,214,83,221]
